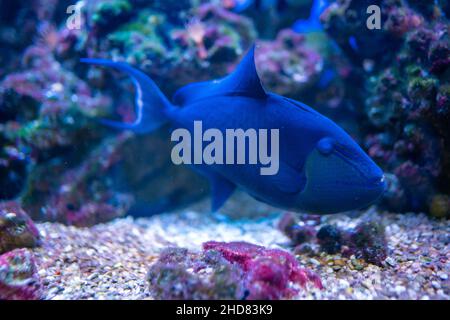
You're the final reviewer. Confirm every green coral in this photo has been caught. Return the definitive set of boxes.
[92,0,133,31]
[107,10,168,64]
[408,77,438,99]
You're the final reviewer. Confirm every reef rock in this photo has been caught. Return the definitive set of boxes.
[0,248,43,300]
[148,241,322,300]
[148,247,245,300]
[320,0,450,215]
[277,212,388,266]
[0,202,41,254]
[21,133,135,227]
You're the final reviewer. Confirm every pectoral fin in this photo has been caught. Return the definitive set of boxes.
[266,162,306,194]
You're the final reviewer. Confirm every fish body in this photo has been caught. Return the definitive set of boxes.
[81,45,385,214]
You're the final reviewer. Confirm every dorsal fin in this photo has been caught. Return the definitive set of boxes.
[172,45,267,105]
[226,45,266,98]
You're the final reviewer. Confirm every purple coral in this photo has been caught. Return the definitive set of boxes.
[0,249,43,300]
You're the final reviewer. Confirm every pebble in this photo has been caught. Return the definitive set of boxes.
[385,257,398,268]
[351,259,364,270]
[431,281,441,289]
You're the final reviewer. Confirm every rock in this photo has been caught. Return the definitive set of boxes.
[147,247,245,300]
[429,194,449,218]
[21,134,135,227]
[203,241,322,299]
[148,241,322,300]
[349,221,388,266]
[321,0,450,215]
[0,201,41,254]
[317,225,342,254]
[277,212,316,245]
[0,249,43,300]
[385,257,398,268]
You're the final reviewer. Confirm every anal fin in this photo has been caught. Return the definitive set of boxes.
[210,174,236,212]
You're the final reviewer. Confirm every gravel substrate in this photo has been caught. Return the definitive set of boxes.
[33,205,449,300]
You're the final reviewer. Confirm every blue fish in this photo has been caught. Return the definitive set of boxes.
[81,45,385,214]
[292,0,328,33]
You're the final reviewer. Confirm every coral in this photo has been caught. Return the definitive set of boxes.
[148,247,245,300]
[0,0,263,220]
[321,0,450,215]
[0,202,40,254]
[21,133,134,227]
[91,0,133,34]
[321,0,398,65]
[89,2,257,93]
[0,42,112,203]
[346,221,388,266]
[0,249,43,300]
[148,241,322,300]
[203,241,322,299]
[255,28,324,97]
[0,48,135,226]
[277,212,388,266]
[0,132,28,200]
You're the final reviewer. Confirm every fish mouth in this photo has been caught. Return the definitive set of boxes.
[366,174,386,190]
[362,175,386,203]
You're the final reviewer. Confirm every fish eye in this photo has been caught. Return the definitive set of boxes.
[317,137,335,156]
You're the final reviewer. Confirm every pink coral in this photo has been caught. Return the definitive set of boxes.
[203,241,322,299]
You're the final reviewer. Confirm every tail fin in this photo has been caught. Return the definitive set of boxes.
[81,58,171,134]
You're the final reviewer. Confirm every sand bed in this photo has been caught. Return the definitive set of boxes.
[32,206,449,300]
